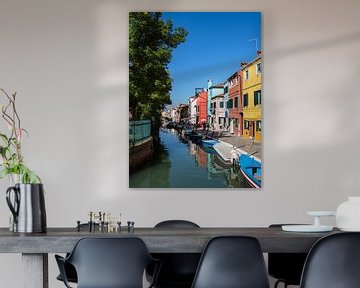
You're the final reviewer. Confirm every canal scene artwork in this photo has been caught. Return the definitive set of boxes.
[129,12,262,188]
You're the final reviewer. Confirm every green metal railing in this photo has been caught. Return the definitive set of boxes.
[129,120,151,147]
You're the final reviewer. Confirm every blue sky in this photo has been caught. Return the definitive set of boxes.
[162,12,262,106]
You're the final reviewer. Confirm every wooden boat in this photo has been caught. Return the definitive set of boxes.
[199,144,217,155]
[182,128,193,138]
[199,139,219,148]
[166,122,175,129]
[188,131,203,144]
[239,154,261,188]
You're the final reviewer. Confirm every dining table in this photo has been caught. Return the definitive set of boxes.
[0,226,340,288]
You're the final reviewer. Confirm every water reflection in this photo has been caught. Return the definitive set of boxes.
[129,129,251,188]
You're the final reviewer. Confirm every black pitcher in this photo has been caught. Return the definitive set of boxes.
[6,183,47,233]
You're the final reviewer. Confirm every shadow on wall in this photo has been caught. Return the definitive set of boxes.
[269,31,360,60]
[264,28,360,209]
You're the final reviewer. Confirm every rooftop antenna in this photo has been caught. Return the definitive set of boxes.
[249,38,258,51]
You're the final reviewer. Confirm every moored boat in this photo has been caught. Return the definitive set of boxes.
[166,121,175,129]
[239,154,261,188]
[199,144,217,155]
[199,139,219,148]
[188,131,203,144]
[182,128,193,138]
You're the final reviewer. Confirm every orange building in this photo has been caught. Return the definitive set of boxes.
[196,90,208,126]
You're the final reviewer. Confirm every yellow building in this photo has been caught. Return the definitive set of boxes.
[242,54,262,142]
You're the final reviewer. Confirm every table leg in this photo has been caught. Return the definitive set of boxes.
[22,253,48,288]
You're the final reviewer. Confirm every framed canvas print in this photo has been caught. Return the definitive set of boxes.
[129,12,262,188]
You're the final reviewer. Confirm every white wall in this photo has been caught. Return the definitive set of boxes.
[0,0,360,287]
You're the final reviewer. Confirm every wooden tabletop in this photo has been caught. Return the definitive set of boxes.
[0,227,340,254]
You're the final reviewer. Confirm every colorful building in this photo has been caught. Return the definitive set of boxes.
[210,94,226,131]
[170,108,177,122]
[195,89,208,127]
[207,79,224,128]
[228,70,243,136]
[176,104,189,123]
[223,81,229,129]
[242,52,262,141]
[188,96,197,125]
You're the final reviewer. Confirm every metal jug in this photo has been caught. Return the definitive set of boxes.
[6,183,47,233]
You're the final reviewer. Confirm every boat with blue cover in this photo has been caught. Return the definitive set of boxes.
[199,144,217,155]
[199,139,219,148]
[239,154,262,188]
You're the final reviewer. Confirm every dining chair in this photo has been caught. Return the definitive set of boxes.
[191,236,270,288]
[56,223,99,284]
[147,220,201,288]
[55,237,160,288]
[268,224,308,288]
[300,232,360,288]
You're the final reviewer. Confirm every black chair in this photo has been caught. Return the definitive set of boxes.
[55,237,160,288]
[147,220,201,288]
[56,223,99,284]
[268,224,308,288]
[191,236,270,288]
[300,232,360,288]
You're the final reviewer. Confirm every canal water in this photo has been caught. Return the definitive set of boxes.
[129,129,251,188]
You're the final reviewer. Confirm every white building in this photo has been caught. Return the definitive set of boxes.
[188,96,197,125]
[210,94,226,131]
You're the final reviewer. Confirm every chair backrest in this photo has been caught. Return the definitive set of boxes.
[268,224,308,285]
[66,237,154,288]
[155,219,200,228]
[300,232,360,288]
[191,236,269,288]
[151,220,201,286]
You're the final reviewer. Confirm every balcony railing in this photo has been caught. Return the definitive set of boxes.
[129,120,151,148]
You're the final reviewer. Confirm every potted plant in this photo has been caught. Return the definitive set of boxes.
[0,89,40,183]
[0,88,46,233]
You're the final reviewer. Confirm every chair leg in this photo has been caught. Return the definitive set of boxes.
[274,280,289,288]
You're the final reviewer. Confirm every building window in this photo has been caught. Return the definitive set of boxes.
[244,120,249,130]
[227,99,233,109]
[254,90,261,106]
[256,120,261,131]
[235,97,238,108]
[256,62,261,74]
[220,101,224,108]
[224,86,228,94]
[213,102,216,108]
[243,94,248,108]
[235,118,239,128]
[245,70,249,80]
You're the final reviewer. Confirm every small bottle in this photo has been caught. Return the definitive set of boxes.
[88,211,93,232]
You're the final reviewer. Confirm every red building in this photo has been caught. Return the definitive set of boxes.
[228,70,243,136]
[196,90,208,127]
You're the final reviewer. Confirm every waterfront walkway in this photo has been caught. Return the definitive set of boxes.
[214,135,262,164]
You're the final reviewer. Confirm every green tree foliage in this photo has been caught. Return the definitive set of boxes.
[129,12,187,133]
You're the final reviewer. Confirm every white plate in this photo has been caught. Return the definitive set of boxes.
[338,227,360,232]
[307,211,336,217]
[282,225,333,232]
